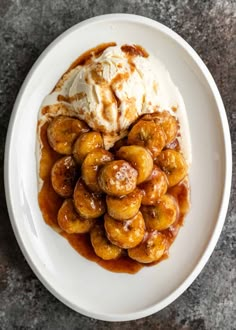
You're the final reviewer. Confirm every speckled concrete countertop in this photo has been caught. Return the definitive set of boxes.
[0,1,235,329]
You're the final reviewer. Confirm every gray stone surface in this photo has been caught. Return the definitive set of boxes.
[0,0,235,329]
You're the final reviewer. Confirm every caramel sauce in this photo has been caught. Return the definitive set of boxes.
[171,105,178,113]
[57,92,86,104]
[121,44,149,58]
[100,85,117,123]
[57,95,70,103]
[68,42,117,70]
[62,232,142,274]
[38,43,190,274]
[90,68,106,84]
[168,177,190,226]
[41,103,72,116]
[111,72,130,88]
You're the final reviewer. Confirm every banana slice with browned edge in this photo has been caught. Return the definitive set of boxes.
[156,149,188,187]
[73,131,104,164]
[98,160,138,196]
[106,188,143,221]
[139,165,168,205]
[104,211,145,249]
[90,223,122,260]
[74,178,106,219]
[58,199,96,234]
[141,194,179,231]
[142,110,178,145]
[128,231,167,263]
[51,156,78,197]
[81,148,114,192]
[116,145,153,184]
[128,119,166,157]
[47,116,89,154]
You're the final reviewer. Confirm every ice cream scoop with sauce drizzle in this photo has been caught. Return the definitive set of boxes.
[39,43,191,163]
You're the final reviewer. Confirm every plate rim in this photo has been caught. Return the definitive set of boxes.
[4,13,232,321]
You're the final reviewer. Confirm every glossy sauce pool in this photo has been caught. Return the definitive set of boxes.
[38,120,190,274]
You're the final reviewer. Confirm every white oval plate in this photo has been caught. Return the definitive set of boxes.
[4,14,232,321]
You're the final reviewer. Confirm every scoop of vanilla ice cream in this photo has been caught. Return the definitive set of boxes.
[40,44,191,164]
[68,46,154,133]
[41,45,180,132]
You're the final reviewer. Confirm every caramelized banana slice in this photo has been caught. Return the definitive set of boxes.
[156,149,188,187]
[51,156,78,197]
[106,188,143,221]
[98,160,138,196]
[139,165,168,205]
[141,194,179,231]
[90,223,122,260]
[47,116,89,154]
[116,145,153,184]
[58,199,96,233]
[74,178,106,219]
[127,120,166,157]
[104,212,145,249]
[128,232,167,263]
[142,110,178,144]
[73,132,104,164]
[81,148,114,192]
